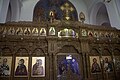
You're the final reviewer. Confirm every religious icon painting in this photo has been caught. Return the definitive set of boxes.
[14,57,28,77]
[32,28,39,36]
[49,27,55,35]
[0,56,12,77]
[102,56,113,72]
[40,28,46,36]
[89,56,101,74]
[31,57,45,77]
[81,29,87,37]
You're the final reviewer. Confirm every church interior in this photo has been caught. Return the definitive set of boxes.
[0,0,120,80]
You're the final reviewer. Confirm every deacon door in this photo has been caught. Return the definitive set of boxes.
[55,53,83,80]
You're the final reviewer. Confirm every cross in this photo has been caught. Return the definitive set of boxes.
[60,2,74,20]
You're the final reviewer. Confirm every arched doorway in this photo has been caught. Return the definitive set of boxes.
[54,45,83,80]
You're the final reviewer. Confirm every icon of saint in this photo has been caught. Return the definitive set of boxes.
[91,58,101,73]
[0,58,10,76]
[32,59,43,75]
[15,59,27,76]
[104,57,113,72]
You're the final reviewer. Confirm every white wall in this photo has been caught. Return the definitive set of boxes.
[105,0,120,29]
[69,0,89,23]
[88,0,120,29]
[89,1,104,25]
[115,0,120,17]
[96,13,109,25]
[0,0,10,23]
[19,0,89,22]
[0,0,3,14]
[19,0,39,21]
[10,0,20,22]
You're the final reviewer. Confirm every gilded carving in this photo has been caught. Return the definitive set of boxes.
[32,28,39,36]
[40,28,46,36]
[24,28,31,36]
[8,27,15,35]
[16,27,23,35]
[49,27,55,35]
[81,29,87,37]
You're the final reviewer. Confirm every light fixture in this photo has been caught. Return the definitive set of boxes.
[66,55,72,59]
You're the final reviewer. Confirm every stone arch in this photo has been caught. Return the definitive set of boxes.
[90,2,110,26]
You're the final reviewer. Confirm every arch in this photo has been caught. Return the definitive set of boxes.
[96,4,111,26]
[90,48,100,56]
[33,0,78,21]
[113,48,120,55]
[103,48,111,56]
[2,47,12,53]
[15,48,29,55]
[1,47,12,56]
[32,48,45,56]
[90,2,110,26]
[56,45,81,55]
[55,45,83,80]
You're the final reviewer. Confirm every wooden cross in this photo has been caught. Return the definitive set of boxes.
[60,3,74,20]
